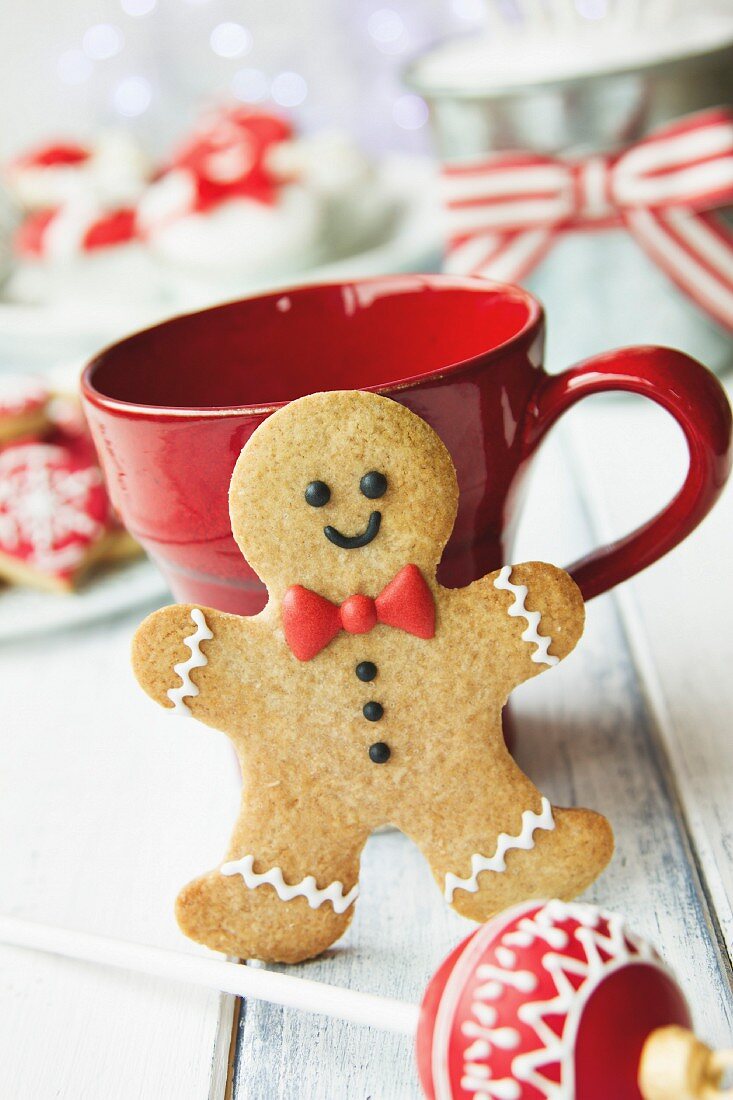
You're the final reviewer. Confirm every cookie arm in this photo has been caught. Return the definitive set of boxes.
[480,562,585,689]
[131,603,245,731]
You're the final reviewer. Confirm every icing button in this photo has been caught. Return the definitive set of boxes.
[355,661,377,682]
[368,742,390,764]
[363,701,383,722]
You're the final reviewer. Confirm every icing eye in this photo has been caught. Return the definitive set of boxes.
[305,480,331,507]
[360,471,387,499]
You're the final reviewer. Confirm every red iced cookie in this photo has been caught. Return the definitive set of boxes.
[0,441,113,591]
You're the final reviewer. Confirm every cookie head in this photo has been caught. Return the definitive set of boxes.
[229,390,458,600]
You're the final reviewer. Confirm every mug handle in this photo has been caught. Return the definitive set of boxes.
[524,346,732,600]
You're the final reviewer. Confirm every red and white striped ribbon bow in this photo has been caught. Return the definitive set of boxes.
[442,108,733,332]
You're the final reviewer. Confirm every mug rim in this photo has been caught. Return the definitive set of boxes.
[81,274,544,420]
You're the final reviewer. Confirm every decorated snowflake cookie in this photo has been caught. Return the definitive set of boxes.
[132,391,613,964]
[45,394,141,566]
[0,441,113,591]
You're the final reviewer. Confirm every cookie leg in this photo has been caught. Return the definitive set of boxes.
[176,791,368,964]
[406,768,613,923]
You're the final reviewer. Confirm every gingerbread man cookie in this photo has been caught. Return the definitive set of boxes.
[132,391,613,963]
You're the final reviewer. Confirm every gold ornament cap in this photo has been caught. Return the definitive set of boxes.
[639,1026,733,1100]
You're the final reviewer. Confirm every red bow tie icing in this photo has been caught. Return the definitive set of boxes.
[281,564,435,661]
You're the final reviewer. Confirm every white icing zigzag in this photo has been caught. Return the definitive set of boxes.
[220,855,360,915]
[459,899,659,1100]
[444,798,555,902]
[494,565,559,666]
[167,608,213,715]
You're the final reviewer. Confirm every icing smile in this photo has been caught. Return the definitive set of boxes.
[323,511,381,550]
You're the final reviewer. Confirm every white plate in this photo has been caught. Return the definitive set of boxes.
[0,156,442,365]
[0,556,170,644]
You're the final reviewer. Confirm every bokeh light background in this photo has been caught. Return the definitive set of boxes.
[0,0,493,157]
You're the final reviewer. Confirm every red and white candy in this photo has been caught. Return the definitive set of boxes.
[170,106,293,203]
[14,204,138,261]
[8,132,150,263]
[137,107,293,235]
[6,132,150,212]
[0,899,730,1099]
[5,142,91,210]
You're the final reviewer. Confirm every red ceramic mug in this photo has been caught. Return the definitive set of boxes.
[81,275,731,614]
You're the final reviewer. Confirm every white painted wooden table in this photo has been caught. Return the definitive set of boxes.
[1,387,731,1099]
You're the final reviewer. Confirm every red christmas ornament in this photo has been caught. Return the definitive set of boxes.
[417,899,719,1100]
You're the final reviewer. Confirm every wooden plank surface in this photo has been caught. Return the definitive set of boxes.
[1,418,731,1099]
[567,383,733,969]
[0,610,237,1100]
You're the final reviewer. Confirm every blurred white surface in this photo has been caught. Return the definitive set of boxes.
[0,0,470,157]
[0,556,168,643]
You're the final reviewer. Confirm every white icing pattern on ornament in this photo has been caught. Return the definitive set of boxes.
[444,797,555,902]
[494,565,559,666]
[460,1067,521,1100]
[458,899,660,1100]
[167,608,213,715]
[220,854,359,915]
